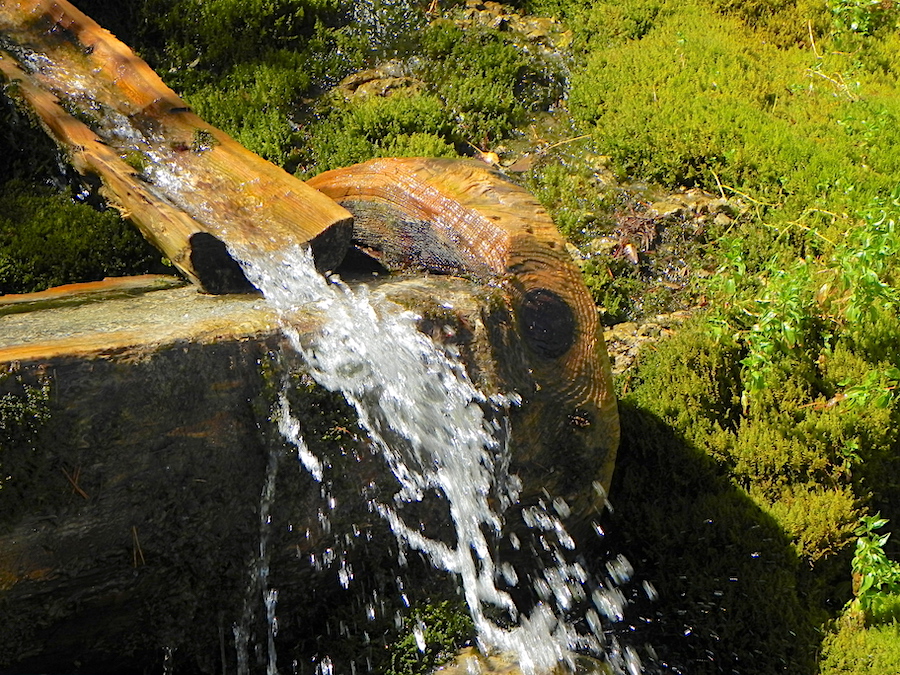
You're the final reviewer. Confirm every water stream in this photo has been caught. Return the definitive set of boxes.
[232,242,642,675]
[0,8,652,672]
[2,35,641,665]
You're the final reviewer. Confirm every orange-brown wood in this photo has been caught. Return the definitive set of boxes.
[0,274,184,315]
[0,0,353,292]
[309,157,619,494]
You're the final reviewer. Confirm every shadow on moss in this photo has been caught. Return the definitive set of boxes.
[602,401,828,675]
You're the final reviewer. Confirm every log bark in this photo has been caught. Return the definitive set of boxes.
[0,0,353,292]
[308,158,619,499]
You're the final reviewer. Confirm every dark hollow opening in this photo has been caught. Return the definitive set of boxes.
[518,287,576,359]
[188,232,257,294]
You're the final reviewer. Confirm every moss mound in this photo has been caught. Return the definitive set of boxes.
[820,619,900,674]
[0,181,171,294]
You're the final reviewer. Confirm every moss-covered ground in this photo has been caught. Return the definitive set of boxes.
[4,0,900,672]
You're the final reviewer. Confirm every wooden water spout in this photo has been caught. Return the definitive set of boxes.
[309,158,619,503]
[0,0,353,292]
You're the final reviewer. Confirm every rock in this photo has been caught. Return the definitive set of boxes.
[648,200,686,218]
[454,1,570,49]
[707,197,733,215]
[714,212,734,228]
[680,188,715,213]
[565,242,584,263]
[603,311,692,375]
[335,63,424,101]
[523,17,555,40]
[436,647,612,675]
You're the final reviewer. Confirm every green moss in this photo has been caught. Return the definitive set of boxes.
[135,0,345,71]
[296,19,567,175]
[754,483,857,563]
[580,257,646,324]
[0,370,52,531]
[526,161,617,244]
[820,619,900,674]
[384,601,474,675]
[120,149,149,173]
[181,45,352,165]
[568,1,900,222]
[606,401,821,673]
[298,92,457,174]
[382,132,459,159]
[421,21,565,145]
[612,304,900,668]
[189,128,219,154]
[625,319,744,443]
[0,181,172,294]
[709,0,833,47]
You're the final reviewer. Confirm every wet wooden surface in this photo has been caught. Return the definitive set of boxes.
[310,158,619,497]
[0,0,353,291]
[0,274,541,673]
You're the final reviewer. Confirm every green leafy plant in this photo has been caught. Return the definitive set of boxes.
[831,194,900,327]
[707,190,900,408]
[849,514,900,622]
[838,367,900,408]
[384,601,473,675]
[829,0,899,36]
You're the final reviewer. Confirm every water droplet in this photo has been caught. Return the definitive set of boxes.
[317,655,334,675]
[413,621,427,652]
[552,497,571,518]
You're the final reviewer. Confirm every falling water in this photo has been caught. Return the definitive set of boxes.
[235,438,283,675]
[228,241,643,675]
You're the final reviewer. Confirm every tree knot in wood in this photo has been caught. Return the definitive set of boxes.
[518,287,575,359]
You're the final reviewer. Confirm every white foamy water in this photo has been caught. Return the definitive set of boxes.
[234,244,640,675]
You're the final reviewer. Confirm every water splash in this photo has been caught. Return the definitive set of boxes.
[234,243,640,674]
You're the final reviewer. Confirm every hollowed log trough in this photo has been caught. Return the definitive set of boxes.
[0,272,611,674]
[0,2,619,672]
[0,0,618,497]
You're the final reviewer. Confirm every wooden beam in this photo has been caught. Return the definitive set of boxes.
[0,0,353,292]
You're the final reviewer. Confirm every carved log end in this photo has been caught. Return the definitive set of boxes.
[309,157,619,500]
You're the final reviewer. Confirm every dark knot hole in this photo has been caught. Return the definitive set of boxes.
[519,288,576,359]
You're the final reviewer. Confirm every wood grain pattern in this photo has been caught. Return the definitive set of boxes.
[0,0,353,291]
[309,157,619,496]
